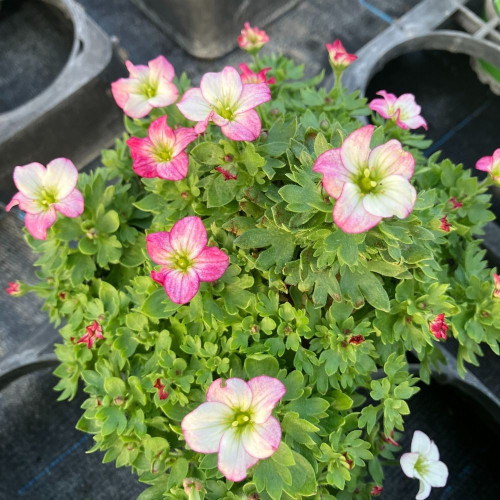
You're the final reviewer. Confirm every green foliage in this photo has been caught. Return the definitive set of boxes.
[19,53,500,500]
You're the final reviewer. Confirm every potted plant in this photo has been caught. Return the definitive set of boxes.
[5,27,500,500]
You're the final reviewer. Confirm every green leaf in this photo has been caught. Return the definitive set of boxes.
[207,174,238,207]
[96,210,120,234]
[191,142,224,165]
[142,288,180,319]
[358,272,390,312]
[166,458,189,489]
[325,231,359,267]
[259,117,298,156]
[283,452,317,497]
[99,281,120,317]
[69,253,96,286]
[244,355,280,378]
[240,142,266,175]
[330,390,353,411]
[104,376,126,398]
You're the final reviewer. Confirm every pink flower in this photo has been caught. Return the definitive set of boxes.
[215,166,237,181]
[237,22,269,53]
[313,125,416,233]
[6,159,84,240]
[369,91,428,130]
[154,378,169,400]
[439,216,451,232]
[449,196,463,209]
[429,314,448,340]
[6,282,21,296]
[181,376,286,481]
[77,321,103,349]
[493,274,500,299]
[111,55,178,119]
[349,335,365,345]
[371,486,383,496]
[238,63,275,85]
[325,40,357,69]
[401,431,448,500]
[127,116,197,180]
[177,66,271,141]
[146,216,229,304]
[476,148,500,184]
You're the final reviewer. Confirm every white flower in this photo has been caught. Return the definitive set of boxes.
[400,430,448,500]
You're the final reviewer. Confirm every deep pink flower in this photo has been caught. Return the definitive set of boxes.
[177,66,271,141]
[127,116,197,180]
[476,148,500,184]
[111,55,178,119]
[77,321,103,349]
[215,166,237,181]
[6,282,21,296]
[181,376,286,482]
[147,216,229,304]
[237,22,269,53]
[439,216,451,232]
[238,63,275,85]
[154,378,169,400]
[449,196,463,209]
[430,314,448,340]
[6,159,84,240]
[371,486,383,496]
[313,125,416,233]
[325,40,357,69]
[369,91,428,130]
[349,335,365,345]
[493,274,500,299]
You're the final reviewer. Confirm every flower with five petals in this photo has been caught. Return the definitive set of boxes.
[181,376,286,482]
[6,159,84,240]
[369,91,428,130]
[146,216,229,304]
[237,22,269,53]
[177,66,271,141]
[476,148,500,185]
[313,125,416,233]
[238,63,275,84]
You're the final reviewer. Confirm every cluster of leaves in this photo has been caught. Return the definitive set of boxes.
[21,54,500,500]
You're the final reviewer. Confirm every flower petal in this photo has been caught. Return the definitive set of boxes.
[148,55,175,82]
[193,247,229,282]
[237,83,271,113]
[181,402,232,453]
[221,109,261,141]
[125,61,149,79]
[401,114,428,130]
[411,430,432,455]
[476,155,493,172]
[340,125,374,174]
[173,127,198,157]
[148,116,176,147]
[54,189,84,218]
[156,153,189,181]
[146,232,174,265]
[148,80,178,107]
[333,182,382,234]
[207,378,252,411]
[400,452,419,478]
[416,480,432,500]
[6,192,43,213]
[177,88,212,122]
[111,78,136,109]
[313,148,350,198]
[170,216,207,257]
[242,416,281,459]
[13,162,46,198]
[164,268,200,304]
[44,158,79,200]
[369,98,392,119]
[123,93,153,118]
[248,376,286,423]
[24,209,57,240]
[363,175,416,219]
[423,461,448,487]
[128,137,159,178]
[201,66,242,108]
[151,268,169,285]
[368,140,414,179]
[218,426,259,482]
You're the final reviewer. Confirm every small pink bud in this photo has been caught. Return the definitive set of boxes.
[154,378,169,400]
[325,39,357,70]
[77,321,103,348]
[439,216,451,232]
[237,22,269,53]
[6,281,21,296]
[449,196,463,209]
[224,154,233,162]
[382,431,400,447]
[348,334,365,345]
[430,313,448,340]
[371,486,383,496]
[215,166,237,181]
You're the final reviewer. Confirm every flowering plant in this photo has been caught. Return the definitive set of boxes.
[6,28,500,500]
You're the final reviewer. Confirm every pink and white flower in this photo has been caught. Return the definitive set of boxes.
[237,22,269,53]
[325,40,357,69]
[127,116,197,180]
[177,66,271,141]
[181,376,286,482]
[111,56,178,119]
[6,159,84,240]
[238,63,275,85]
[493,274,500,299]
[369,91,428,130]
[313,125,416,233]
[146,216,229,304]
[400,430,448,500]
[429,313,448,340]
[77,321,103,349]
[476,148,500,184]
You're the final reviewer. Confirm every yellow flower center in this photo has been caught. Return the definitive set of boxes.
[39,188,58,207]
[358,168,379,194]
[231,410,252,429]
[153,143,174,163]
[172,253,193,272]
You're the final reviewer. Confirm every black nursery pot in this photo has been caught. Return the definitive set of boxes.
[129,0,301,58]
